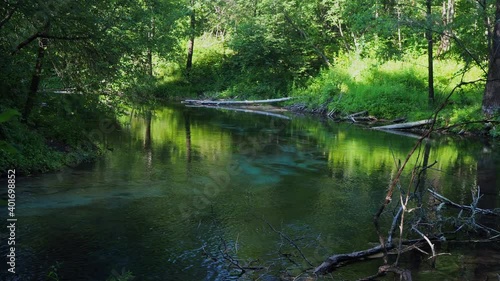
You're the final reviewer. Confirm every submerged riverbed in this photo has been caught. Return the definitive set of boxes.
[2,104,499,280]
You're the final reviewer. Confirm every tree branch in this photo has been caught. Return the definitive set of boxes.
[42,34,93,41]
[0,6,16,29]
[11,31,41,55]
[427,188,499,216]
[263,219,314,267]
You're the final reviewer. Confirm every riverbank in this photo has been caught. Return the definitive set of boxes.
[284,55,499,138]
[0,94,119,177]
[154,54,498,138]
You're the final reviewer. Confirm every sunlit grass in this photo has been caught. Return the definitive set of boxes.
[292,54,486,125]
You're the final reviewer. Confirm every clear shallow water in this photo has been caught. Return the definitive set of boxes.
[2,104,499,281]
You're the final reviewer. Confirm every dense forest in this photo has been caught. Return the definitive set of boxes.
[1,0,500,174]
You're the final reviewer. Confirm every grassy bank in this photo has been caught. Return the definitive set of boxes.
[290,54,498,136]
[151,43,498,137]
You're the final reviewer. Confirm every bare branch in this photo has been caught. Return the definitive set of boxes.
[427,188,499,216]
[262,218,314,267]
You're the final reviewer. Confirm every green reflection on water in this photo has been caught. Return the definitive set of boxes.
[11,104,499,281]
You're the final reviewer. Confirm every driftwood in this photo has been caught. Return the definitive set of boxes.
[185,105,291,120]
[182,97,293,106]
[372,119,433,130]
[314,243,394,275]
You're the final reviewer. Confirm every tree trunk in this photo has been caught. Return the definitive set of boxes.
[483,0,500,115]
[426,0,435,103]
[397,1,402,51]
[437,0,454,56]
[147,17,155,77]
[186,0,195,75]
[22,37,48,122]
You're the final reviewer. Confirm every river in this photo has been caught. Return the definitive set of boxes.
[3,104,500,280]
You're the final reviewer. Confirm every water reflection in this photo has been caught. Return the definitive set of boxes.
[8,104,500,280]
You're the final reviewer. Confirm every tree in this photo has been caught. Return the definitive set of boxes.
[483,0,500,115]
[437,0,454,56]
[186,0,196,74]
[426,0,435,103]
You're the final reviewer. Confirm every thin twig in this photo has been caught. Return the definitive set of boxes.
[262,218,314,267]
[427,188,499,216]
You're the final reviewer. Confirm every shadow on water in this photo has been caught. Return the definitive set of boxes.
[3,103,499,280]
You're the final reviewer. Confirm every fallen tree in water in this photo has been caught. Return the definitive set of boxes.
[182,97,293,106]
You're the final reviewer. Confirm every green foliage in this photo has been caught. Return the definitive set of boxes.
[106,268,135,281]
[0,0,498,176]
[0,93,117,175]
[46,262,62,281]
[292,54,485,122]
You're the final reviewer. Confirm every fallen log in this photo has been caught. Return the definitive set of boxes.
[182,97,293,106]
[372,119,433,130]
[185,105,291,120]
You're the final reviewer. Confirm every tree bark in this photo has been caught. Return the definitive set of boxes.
[437,0,454,56]
[426,0,435,103]
[186,0,195,75]
[483,0,500,115]
[22,37,48,122]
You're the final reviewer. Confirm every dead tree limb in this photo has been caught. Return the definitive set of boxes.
[427,188,499,216]
[263,219,314,267]
[182,97,293,106]
[314,243,395,275]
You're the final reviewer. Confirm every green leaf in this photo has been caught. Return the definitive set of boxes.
[0,141,17,154]
[0,109,20,123]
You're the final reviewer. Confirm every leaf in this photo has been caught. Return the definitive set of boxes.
[0,141,17,154]
[0,109,20,123]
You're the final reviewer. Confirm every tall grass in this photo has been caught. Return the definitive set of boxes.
[291,54,485,123]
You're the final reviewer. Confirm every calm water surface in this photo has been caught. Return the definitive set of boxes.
[3,104,499,280]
